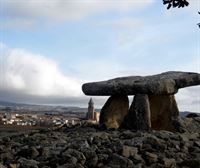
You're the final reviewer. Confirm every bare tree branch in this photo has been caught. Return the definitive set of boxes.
[163,0,189,9]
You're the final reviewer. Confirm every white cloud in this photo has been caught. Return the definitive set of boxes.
[0,18,36,29]
[176,86,200,112]
[1,0,154,22]
[0,45,82,97]
[112,17,143,29]
[188,0,200,10]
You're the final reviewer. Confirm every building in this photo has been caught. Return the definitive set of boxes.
[86,98,100,122]
[87,98,95,120]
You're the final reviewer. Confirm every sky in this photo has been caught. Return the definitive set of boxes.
[0,0,199,112]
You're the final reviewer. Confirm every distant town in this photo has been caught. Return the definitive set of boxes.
[0,99,100,129]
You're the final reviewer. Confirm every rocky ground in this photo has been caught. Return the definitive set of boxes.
[0,116,200,168]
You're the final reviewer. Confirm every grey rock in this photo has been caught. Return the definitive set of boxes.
[57,164,84,168]
[122,94,151,130]
[186,113,199,118]
[62,149,86,165]
[82,71,200,95]
[131,154,144,164]
[97,154,109,163]
[0,163,7,168]
[83,149,98,167]
[57,164,76,168]
[122,145,138,158]
[18,158,39,168]
[161,158,176,168]
[69,139,90,149]
[143,135,166,151]
[143,152,158,165]
[119,130,140,139]
[108,153,134,168]
[99,95,129,129]
[0,152,13,164]
[174,117,200,133]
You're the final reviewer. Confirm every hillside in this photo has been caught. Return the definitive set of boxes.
[0,116,200,168]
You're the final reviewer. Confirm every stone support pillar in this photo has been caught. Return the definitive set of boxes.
[99,95,129,129]
[122,94,151,130]
[148,94,179,131]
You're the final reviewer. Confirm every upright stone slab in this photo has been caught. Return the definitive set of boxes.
[136,95,151,130]
[122,95,151,130]
[99,95,129,129]
[121,97,137,129]
[148,95,179,131]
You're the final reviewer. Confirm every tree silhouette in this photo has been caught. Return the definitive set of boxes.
[163,0,189,9]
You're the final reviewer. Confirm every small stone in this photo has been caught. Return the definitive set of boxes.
[0,152,13,163]
[162,158,176,168]
[0,163,7,168]
[98,154,109,163]
[144,152,158,165]
[122,145,138,158]
[131,154,144,164]
[9,164,19,168]
[119,130,138,139]
[18,158,39,168]
[108,153,134,168]
[62,149,86,165]
[83,149,98,167]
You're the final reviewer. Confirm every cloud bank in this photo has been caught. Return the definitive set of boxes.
[0,0,154,28]
[0,43,83,103]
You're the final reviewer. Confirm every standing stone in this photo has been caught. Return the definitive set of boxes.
[148,95,179,131]
[121,97,137,129]
[122,94,151,130]
[99,95,129,129]
[134,94,151,130]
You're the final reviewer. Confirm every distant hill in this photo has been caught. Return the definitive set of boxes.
[180,111,200,117]
[0,100,102,113]
[0,100,87,113]
[0,100,197,116]
[0,100,42,108]
[0,101,24,107]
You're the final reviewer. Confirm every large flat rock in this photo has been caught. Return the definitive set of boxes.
[82,71,200,95]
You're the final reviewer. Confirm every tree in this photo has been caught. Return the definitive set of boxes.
[163,0,189,9]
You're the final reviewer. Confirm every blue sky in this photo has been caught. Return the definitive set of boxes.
[0,0,199,112]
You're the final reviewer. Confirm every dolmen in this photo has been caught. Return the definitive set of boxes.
[82,71,200,131]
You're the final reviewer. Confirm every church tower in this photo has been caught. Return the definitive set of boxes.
[87,98,95,120]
